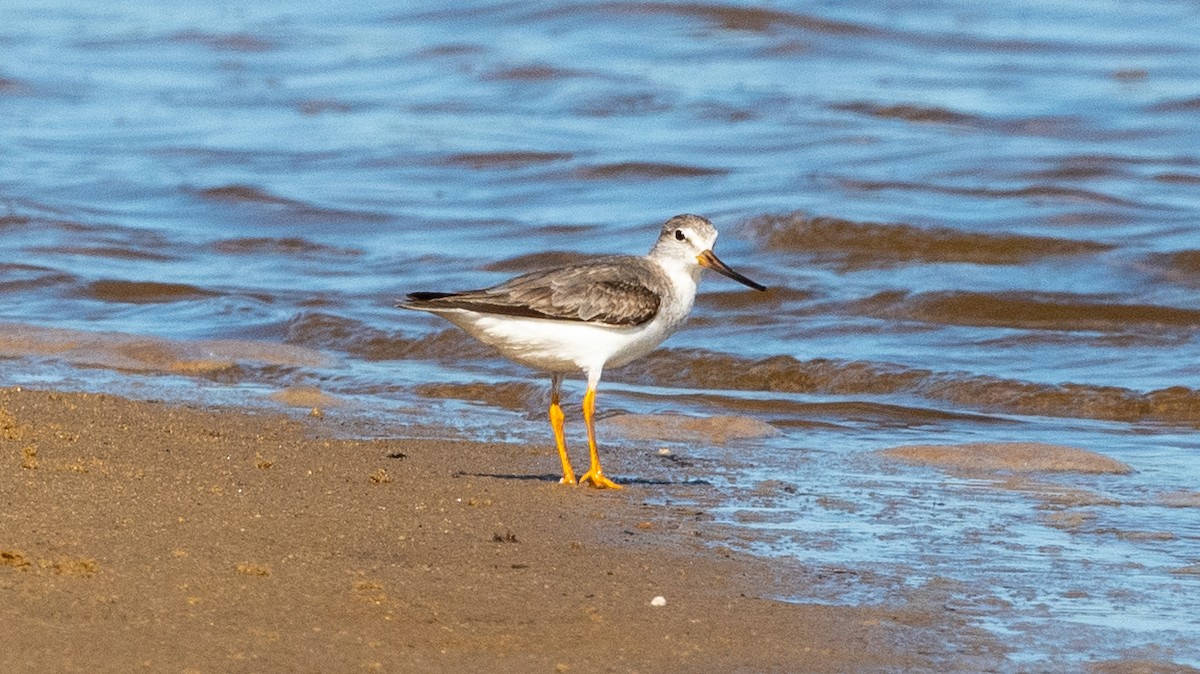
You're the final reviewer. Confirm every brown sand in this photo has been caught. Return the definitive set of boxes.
[0,387,1006,672]
[879,441,1132,475]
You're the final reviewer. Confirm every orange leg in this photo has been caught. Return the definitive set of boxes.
[578,385,622,490]
[550,375,576,485]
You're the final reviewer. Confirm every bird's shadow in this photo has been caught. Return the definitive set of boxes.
[453,471,711,487]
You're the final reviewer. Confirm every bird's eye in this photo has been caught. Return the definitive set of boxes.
[674,229,686,241]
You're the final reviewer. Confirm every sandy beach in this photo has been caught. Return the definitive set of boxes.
[0,386,1012,673]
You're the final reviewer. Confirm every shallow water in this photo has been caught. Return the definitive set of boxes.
[3,0,1200,666]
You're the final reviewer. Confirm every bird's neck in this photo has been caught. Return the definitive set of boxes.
[654,256,700,317]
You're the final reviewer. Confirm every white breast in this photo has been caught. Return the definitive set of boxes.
[604,257,699,369]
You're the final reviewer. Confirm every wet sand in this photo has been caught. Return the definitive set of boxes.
[1,386,1005,673]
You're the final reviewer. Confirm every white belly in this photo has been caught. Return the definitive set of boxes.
[440,307,687,375]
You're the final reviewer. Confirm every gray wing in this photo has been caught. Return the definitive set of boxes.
[403,256,664,327]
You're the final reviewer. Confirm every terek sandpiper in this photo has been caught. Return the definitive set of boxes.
[399,214,766,488]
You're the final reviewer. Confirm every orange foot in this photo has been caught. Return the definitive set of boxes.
[578,469,623,490]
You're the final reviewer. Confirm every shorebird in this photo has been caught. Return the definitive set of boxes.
[399,214,766,489]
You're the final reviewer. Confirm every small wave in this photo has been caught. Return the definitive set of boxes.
[1147,96,1200,113]
[619,350,924,396]
[195,184,297,205]
[574,3,878,36]
[191,184,391,223]
[1140,250,1200,288]
[1154,172,1200,185]
[27,245,179,262]
[852,290,1200,332]
[654,392,1008,429]
[793,400,1010,428]
[413,381,542,411]
[0,214,30,229]
[213,237,363,258]
[744,212,1110,269]
[832,101,982,125]
[83,280,221,304]
[414,44,487,59]
[603,413,780,443]
[694,100,763,123]
[0,264,78,295]
[1113,68,1149,83]
[839,179,1138,207]
[283,312,393,358]
[0,76,32,96]
[482,251,592,273]
[615,348,1200,425]
[697,286,809,312]
[575,162,728,180]
[572,92,674,117]
[0,323,331,378]
[284,313,496,362]
[482,63,589,81]
[170,30,277,53]
[975,331,1191,350]
[832,102,1101,140]
[0,214,93,234]
[5,213,184,263]
[1160,492,1200,508]
[1020,158,1130,181]
[442,151,574,169]
[1152,250,1200,275]
[296,99,354,115]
